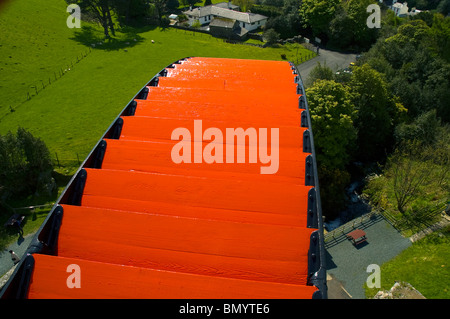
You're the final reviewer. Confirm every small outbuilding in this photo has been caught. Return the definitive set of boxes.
[209,17,248,41]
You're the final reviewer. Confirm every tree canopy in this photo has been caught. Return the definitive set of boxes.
[306,79,357,170]
[0,128,54,201]
[348,64,407,161]
[298,0,340,37]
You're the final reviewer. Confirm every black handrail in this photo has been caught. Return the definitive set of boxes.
[290,62,328,299]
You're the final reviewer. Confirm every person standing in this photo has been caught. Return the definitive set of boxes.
[9,250,20,265]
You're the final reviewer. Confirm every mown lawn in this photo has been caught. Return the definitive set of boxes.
[364,225,450,299]
[0,0,314,166]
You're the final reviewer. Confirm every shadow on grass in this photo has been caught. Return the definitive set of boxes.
[70,25,158,51]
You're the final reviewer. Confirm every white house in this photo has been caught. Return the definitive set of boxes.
[391,1,409,17]
[183,2,267,32]
[211,6,267,32]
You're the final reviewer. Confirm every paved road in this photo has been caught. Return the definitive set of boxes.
[325,215,412,299]
[296,47,357,85]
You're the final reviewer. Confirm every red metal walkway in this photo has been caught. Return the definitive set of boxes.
[1,57,326,299]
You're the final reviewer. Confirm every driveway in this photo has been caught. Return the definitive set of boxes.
[325,214,412,299]
[296,47,357,85]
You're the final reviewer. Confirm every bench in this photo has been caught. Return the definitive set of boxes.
[346,229,367,246]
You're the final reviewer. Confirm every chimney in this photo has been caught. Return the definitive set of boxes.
[190,5,192,11]
[228,1,231,9]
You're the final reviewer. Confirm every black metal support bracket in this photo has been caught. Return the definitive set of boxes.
[44,205,64,254]
[299,95,306,109]
[125,100,137,116]
[110,117,124,140]
[91,140,107,169]
[136,86,149,100]
[307,230,320,281]
[305,154,315,186]
[67,169,87,206]
[148,76,159,87]
[307,231,327,299]
[307,188,318,229]
[301,110,309,128]
[303,129,312,153]
[15,254,35,299]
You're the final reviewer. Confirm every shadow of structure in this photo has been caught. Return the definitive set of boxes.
[325,249,337,271]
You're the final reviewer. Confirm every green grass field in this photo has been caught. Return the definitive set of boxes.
[0,0,314,166]
[365,225,450,299]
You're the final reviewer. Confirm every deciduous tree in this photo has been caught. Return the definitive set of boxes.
[298,0,340,36]
[0,128,54,201]
[348,64,407,161]
[306,79,357,170]
[67,0,116,37]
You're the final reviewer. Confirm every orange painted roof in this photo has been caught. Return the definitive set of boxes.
[6,57,325,299]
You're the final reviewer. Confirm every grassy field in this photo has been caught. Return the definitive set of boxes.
[364,225,450,299]
[0,0,314,166]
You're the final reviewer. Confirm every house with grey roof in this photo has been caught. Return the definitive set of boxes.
[183,1,267,33]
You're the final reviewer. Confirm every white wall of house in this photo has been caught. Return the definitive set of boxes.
[187,14,213,26]
[238,19,266,31]
[185,12,267,31]
[200,15,213,25]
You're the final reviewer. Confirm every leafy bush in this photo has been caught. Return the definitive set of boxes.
[306,62,334,87]
[160,15,171,27]
[263,28,280,46]
[0,128,54,201]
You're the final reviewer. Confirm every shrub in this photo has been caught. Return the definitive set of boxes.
[0,127,54,201]
[263,28,280,46]
[160,15,170,27]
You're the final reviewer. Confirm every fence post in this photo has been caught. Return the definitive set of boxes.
[55,152,61,168]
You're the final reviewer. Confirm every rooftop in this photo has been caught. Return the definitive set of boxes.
[183,2,267,23]
[209,17,237,29]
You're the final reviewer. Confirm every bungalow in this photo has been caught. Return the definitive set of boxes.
[183,2,267,32]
